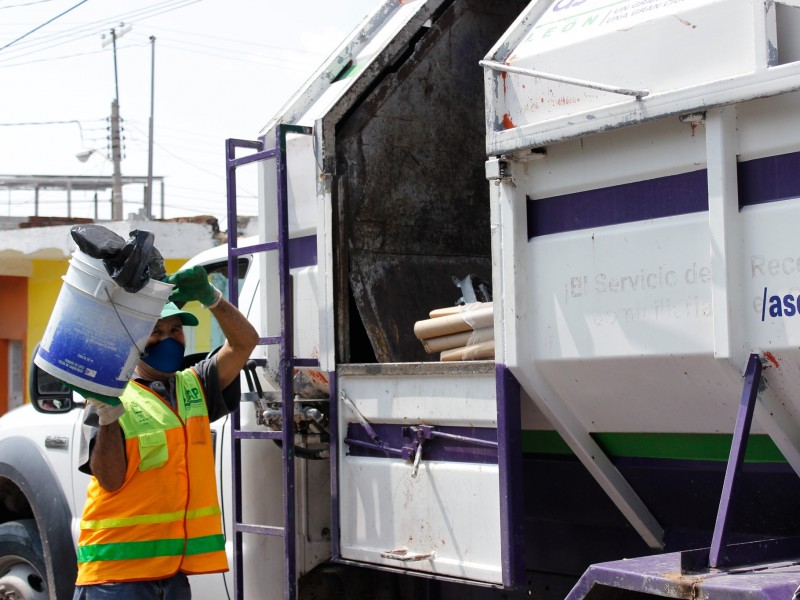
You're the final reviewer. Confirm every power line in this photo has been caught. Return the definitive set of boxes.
[0,0,89,52]
[147,136,225,180]
[0,0,58,10]
[144,23,330,57]
[0,0,325,71]
[0,46,102,67]
[0,118,87,143]
[0,0,200,60]
[0,118,83,126]
[156,39,320,70]
[0,34,321,72]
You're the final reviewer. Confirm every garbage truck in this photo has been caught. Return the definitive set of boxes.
[8,0,800,598]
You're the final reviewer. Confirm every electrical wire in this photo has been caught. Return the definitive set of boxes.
[0,0,89,52]
[0,118,87,143]
[145,23,330,57]
[122,123,260,204]
[0,45,105,68]
[0,118,83,126]
[1,12,324,74]
[150,138,228,180]
[0,0,200,60]
[0,0,59,10]
[154,39,321,71]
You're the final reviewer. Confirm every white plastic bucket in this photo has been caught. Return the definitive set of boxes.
[34,249,173,397]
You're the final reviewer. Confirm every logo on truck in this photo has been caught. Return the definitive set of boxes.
[752,254,800,321]
[761,288,800,321]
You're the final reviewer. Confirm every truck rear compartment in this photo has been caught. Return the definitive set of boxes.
[333,0,527,364]
[244,0,800,596]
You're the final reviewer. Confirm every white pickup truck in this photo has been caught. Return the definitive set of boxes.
[0,242,307,600]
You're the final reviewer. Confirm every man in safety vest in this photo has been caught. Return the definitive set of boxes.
[72,265,259,599]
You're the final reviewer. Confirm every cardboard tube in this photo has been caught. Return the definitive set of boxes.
[440,340,495,362]
[414,305,494,340]
[429,301,493,319]
[421,327,494,354]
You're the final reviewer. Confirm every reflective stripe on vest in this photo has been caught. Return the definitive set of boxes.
[76,369,227,585]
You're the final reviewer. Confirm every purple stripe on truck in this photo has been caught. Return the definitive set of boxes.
[288,235,317,269]
[528,150,800,238]
[527,169,708,238]
[737,151,800,208]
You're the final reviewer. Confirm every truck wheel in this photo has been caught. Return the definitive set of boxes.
[0,520,48,600]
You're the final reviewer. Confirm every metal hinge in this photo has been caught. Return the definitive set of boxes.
[485,157,509,181]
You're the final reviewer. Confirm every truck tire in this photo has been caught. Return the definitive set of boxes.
[0,519,48,599]
[0,436,77,598]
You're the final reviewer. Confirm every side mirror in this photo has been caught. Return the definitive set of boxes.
[29,361,78,414]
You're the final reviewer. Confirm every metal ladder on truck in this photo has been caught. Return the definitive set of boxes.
[224,124,315,600]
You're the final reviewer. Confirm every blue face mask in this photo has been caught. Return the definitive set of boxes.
[141,337,185,373]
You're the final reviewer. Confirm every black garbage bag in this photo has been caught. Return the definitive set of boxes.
[70,224,166,293]
[70,224,127,258]
[144,245,167,282]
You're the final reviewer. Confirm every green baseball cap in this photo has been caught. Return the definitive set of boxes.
[160,301,199,326]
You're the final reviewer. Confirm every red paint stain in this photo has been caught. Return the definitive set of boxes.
[502,113,516,129]
[308,370,329,385]
[764,351,780,369]
[501,71,507,95]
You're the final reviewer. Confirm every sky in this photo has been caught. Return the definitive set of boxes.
[0,0,381,228]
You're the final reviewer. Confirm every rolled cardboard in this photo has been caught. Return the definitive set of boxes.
[414,305,494,340]
[421,327,494,354]
[429,301,493,319]
[440,340,495,362]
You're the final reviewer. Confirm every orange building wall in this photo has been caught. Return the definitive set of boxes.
[0,276,29,414]
[0,340,7,415]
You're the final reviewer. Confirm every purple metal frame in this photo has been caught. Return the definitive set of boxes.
[566,549,800,599]
[225,125,314,600]
[709,353,762,568]
[329,371,340,562]
[567,354,800,599]
[497,364,525,588]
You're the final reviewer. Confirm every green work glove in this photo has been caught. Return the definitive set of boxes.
[163,265,218,306]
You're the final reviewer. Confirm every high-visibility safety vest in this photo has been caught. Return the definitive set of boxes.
[76,369,227,584]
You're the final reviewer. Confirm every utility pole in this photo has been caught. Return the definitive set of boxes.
[110,97,123,221]
[103,24,131,220]
[145,35,156,220]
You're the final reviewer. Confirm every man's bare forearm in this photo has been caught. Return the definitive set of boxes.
[90,422,127,492]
